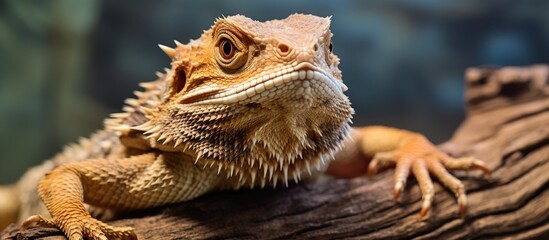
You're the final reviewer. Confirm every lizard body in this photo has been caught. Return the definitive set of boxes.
[6,14,488,240]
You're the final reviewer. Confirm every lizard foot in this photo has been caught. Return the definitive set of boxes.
[367,139,490,221]
[22,214,137,240]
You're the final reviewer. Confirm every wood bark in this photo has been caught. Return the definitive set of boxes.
[2,65,548,240]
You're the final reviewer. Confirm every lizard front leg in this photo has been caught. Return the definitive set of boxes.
[327,126,490,220]
[22,152,220,240]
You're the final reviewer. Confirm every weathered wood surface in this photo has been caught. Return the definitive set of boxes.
[2,65,548,239]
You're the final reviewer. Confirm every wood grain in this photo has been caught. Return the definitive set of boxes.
[2,65,548,240]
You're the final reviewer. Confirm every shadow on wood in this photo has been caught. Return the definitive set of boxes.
[2,65,548,239]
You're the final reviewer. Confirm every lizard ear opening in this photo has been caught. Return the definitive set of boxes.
[169,66,187,96]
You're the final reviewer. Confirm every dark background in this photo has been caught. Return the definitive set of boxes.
[1,0,548,184]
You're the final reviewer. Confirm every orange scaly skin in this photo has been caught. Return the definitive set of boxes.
[12,14,489,239]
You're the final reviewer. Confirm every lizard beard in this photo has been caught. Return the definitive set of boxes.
[142,94,353,188]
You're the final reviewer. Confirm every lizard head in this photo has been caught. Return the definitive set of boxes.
[122,14,353,187]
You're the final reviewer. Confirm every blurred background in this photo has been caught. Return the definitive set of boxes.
[1,0,548,184]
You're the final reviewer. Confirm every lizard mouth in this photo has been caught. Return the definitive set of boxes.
[182,62,348,105]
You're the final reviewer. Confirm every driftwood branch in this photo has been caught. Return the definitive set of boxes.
[2,65,548,239]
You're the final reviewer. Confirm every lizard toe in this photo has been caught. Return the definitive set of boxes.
[21,214,57,229]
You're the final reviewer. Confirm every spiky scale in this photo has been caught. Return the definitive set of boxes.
[305,161,312,175]
[250,170,257,188]
[163,136,174,145]
[158,44,176,58]
[158,133,169,141]
[110,113,130,118]
[272,174,278,188]
[283,166,289,187]
[268,166,274,181]
[263,166,268,178]
[174,40,184,47]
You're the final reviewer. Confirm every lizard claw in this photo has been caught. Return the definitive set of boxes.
[22,215,57,229]
[393,181,403,201]
[419,200,430,221]
[22,214,137,240]
[458,194,468,219]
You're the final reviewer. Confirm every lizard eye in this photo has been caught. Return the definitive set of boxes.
[328,41,333,53]
[214,31,248,71]
[219,39,236,59]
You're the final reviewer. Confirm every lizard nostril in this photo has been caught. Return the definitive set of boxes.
[278,44,289,54]
[313,43,318,52]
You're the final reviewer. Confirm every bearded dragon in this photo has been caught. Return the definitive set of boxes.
[3,14,490,240]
